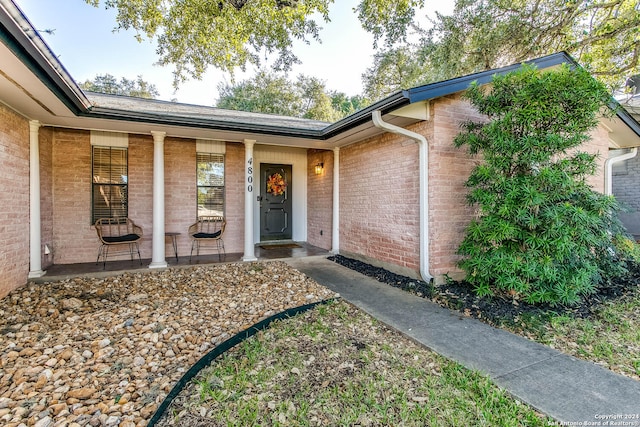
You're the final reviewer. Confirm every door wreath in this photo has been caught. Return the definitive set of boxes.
[266,172,287,196]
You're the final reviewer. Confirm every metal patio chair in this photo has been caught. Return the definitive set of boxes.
[94,217,143,268]
[188,215,226,261]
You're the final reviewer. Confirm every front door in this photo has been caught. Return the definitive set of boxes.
[260,164,293,241]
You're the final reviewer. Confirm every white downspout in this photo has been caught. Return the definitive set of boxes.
[28,120,45,278]
[605,148,638,195]
[371,111,432,282]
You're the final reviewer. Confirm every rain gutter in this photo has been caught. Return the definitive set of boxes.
[605,147,638,195]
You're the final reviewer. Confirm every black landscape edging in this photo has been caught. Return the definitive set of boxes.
[147,299,335,426]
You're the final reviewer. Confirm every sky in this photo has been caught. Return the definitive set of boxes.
[13,0,454,107]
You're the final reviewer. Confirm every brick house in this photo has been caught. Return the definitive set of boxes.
[611,95,640,236]
[2,0,640,298]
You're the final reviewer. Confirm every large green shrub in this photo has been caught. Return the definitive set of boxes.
[455,64,629,306]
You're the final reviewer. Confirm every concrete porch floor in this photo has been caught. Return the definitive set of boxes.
[32,242,330,283]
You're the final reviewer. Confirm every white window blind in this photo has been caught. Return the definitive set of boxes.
[196,152,225,218]
[92,146,128,223]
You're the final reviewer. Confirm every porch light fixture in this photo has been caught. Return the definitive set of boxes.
[314,162,324,175]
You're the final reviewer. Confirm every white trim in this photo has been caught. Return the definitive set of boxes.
[254,146,308,243]
[196,139,226,154]
[90,130,128,147]
[243,139,258,261]
[605,148,638,195]
[149,131,168,269]
[28,120,45,278]
[331,147,340,254]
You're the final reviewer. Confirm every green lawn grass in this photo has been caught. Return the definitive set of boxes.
[497,287,640,380]
[160,301,552,426]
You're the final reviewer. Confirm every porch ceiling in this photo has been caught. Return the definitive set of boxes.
[603,113,640,149]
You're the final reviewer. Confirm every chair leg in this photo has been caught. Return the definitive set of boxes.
[103,246,108,269]
[133,242,142,265]
[217,239,225,261]
[190,240,196,263]
[96,245,104,265]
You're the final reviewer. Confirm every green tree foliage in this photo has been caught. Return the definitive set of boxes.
[363,0,640,100]
[85,0,422,87]
[216,71,366,121]
[355,0,424,48]
[362,46,432,102]
[80,73,160,98]
[330,92,368,117]
[455,64,629,306]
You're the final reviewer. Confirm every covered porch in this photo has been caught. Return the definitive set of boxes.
[29,242,330,283]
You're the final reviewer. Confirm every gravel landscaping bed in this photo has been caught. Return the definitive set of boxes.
[0,262,336,427]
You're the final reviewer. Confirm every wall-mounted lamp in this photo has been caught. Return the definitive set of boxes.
[314,162,324,175]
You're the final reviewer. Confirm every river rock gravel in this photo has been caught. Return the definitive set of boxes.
[0,261,336,427]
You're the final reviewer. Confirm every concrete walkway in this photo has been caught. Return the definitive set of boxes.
[286,256,640,425]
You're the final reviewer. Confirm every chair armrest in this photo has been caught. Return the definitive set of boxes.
[130,221,143,237]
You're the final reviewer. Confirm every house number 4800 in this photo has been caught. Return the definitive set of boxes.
[247,158,253,192]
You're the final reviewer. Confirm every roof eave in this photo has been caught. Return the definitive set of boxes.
[320,91,410,140]
[610,99,640,138]
[84,107,328,139]
[405,52,576,104]
[0,0,91,114]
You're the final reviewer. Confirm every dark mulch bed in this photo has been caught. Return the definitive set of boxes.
[328,254,640,326]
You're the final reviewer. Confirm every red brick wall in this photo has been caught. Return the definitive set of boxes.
[0,105,30,298]
[307,149,333,250]
[585,125,608,193]
[340,128,421,273]
[163,140,245,257]
[51,131,157,263]
[428,95,609,279]
[40,127,54,269]
[428,96,485,278]
[223,142,245,254]
[50,133,245,264]
[127,134,154,258]
[337,93,615,281]
[51,129,95,263]
[165,137,196,258]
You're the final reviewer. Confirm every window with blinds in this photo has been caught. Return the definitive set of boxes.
[197,153,225,218]
[92,146,128,224]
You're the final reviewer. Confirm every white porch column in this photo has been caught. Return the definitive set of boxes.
[331,147,340,254]
[243,139,258,261]
[28,120,45,278]
[149,131,168,268]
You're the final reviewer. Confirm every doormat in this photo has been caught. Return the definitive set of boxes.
[259,243,301,249]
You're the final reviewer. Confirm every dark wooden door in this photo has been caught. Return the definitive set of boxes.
[260,164,293,241]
